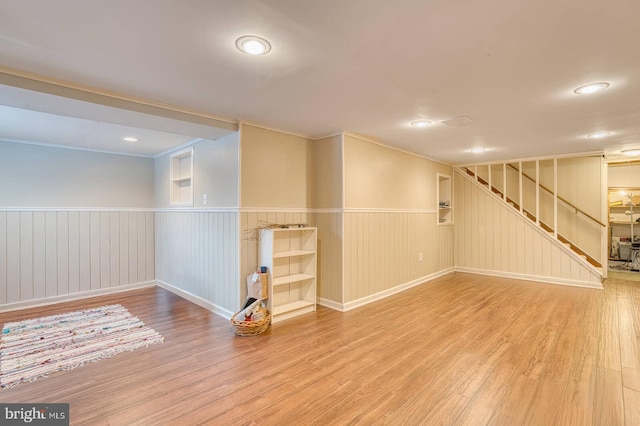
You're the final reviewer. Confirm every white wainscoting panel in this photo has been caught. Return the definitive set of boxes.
[155,211,240,315]
[0,210,155,308]
[315,212,343,304]
[343,211,454,303]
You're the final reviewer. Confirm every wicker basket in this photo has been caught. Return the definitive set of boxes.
[230,307,271,336]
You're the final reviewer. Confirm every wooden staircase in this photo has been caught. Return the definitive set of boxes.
[462,167,602,269]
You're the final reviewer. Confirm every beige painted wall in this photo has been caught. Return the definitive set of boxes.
[343,134,452,209]
[154,133,239,208]
[313,135,343,208]
[340,134,455,304]
[609,163,640,188]
[240,124,313,208]
[0,140,154,208]
[557,156,603,221]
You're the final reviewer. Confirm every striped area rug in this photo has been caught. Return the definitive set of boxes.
[0,304,164,389]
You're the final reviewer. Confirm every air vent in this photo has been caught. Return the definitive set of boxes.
[441,116,474,127]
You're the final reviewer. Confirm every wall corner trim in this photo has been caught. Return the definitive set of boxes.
[317,297,344,311]
[156,280,235,320]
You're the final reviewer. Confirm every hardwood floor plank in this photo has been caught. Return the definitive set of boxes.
[618,298,640,369]
[599,283,622,371]
[623,386,640,426]
[0,273,638,425]
[593,367,625,425]
[623,367,640,392]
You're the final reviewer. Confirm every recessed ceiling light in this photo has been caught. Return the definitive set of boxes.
[574,82,610,95]
[468,147,487,153]
[123,137,139,142]
[235,35,272,56]
[411,120,432,128]
[587,131,614,139]
[622,149,640,157]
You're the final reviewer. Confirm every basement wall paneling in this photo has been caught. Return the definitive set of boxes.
[155,211,240,317]
[343,211,453,304]
[454,170,602,287]
[314,212,343,304]
[0,210,155,307]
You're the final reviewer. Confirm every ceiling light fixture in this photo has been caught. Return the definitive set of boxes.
[235,35,272,56]
[587,131,614,139]
[622,149,640,157]
[123,137,139,142]
[410,120,432,128]
[574,82,610,95]
[468,147,487,153]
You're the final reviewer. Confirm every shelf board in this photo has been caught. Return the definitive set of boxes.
[273,300,314,316]
[610,221,639,224]
[273,250,315,259]
[438,207,451,210]
[272,273,315,286]
[172,176,192,183]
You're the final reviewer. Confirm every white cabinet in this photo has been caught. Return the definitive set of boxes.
[170,147,193,206]
[437,173,453,225]
[259,227,317,323]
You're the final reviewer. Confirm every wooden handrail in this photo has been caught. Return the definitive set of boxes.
[505,163,606,227]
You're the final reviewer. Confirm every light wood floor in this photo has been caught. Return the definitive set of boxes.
[1,272,639,425]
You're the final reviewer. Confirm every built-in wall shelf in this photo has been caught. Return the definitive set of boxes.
[437,173,453,225]
[260,227,317,324]
[170,147,193,206]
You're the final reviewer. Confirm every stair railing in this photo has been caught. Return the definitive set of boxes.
[461,158,606,269]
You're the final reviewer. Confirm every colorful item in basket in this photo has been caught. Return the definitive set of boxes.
[236,298,262,321]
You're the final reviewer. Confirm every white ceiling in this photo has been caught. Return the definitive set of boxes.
[0,84,235,156]
[0,0,639,163]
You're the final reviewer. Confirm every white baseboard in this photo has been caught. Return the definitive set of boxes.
[155,280,235,320]
[0,281,156,313]
[319,267,455,312]
[454,267,603,289]
[317,297,344,311]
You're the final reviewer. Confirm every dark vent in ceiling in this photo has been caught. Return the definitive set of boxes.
[441,116,474,127]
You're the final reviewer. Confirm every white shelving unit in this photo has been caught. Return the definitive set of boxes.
[259,227,317,323]
[170,147,193,206]
[609,188,639,262]
[437,173,453,225]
